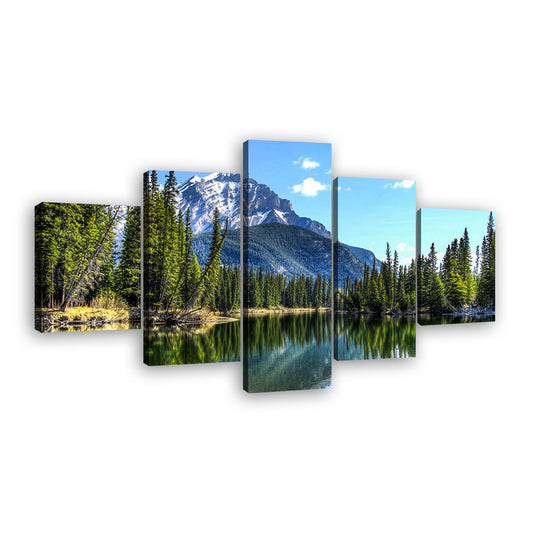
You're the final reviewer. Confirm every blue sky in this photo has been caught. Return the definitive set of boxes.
[420,208,494,258]
[336,177,416,265]
[246,140,332,231]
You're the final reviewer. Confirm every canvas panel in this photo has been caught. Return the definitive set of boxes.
[143,171,240,365]
[417,208,496,325]
[35,202,141,332]
[333,177,416,360]
[242,140,332,393]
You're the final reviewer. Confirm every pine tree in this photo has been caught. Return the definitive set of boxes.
[58,205,121,311]
[115,206,141,307]
[196,208,228,310]
[382,243,393,308]
[459,228,473,303]
[143,171,158,310]
[477,212,496,308]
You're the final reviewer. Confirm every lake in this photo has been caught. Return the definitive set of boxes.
[417,314,495,326]
[334,314,416,360]
[144,320,240,365]
[243,311,332,393]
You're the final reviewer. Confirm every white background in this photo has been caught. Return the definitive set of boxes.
[1,1,532,532]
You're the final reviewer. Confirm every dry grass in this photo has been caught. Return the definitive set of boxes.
[92,293,128,311]
[36,306,130,323]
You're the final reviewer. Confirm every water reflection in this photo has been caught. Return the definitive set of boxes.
[334,314,415,360]
[144,320,240,365]
[417,314,495,326]
[244,311,332,393]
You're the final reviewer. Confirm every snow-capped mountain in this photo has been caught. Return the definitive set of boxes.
[176,172,330,237]
[181,173,380,278]
[244,178,330,238]
[176,172,240,234]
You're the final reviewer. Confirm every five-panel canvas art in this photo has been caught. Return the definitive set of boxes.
[34,141,496,393]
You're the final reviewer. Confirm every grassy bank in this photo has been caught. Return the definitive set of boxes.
[245,307,330,316]
[36,306,139,327]
[144,308,239,326]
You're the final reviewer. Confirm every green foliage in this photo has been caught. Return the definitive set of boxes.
[115,206,141,306]
[417,212,495,313]
[476,212,496,308]
[35,202,140,311]
[336,245,416,313]
[244,266,330,310]
[142,174,232,318]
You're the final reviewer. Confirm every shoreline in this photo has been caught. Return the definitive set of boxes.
[244,307,330,316]
[335,310,416,317]
[418,311,495,318]
[148,316,239,326]
[35,307,140,329]
[418,305,495,317]
[144,310,239,326]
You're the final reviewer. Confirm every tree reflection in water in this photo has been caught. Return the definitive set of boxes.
[334,314,416,360]
[244,311,332,393]
[144,320,240,365]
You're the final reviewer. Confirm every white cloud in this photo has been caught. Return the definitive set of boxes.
[385,180,415,190]
[302,158,320,169]
[400,255,416,265]
[396,243,415,253]
[325,169,332,175]
[292,156,320,169]
[291,177,328,197]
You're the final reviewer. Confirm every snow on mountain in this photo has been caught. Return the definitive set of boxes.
[180,173,379,278]
[176,173,241,234]
[175,172,331,238]
[244,178,330,237]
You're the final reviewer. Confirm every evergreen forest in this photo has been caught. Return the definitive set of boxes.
[143,171,239,321]
[335,243,417,314]
[245,267,330,309]
[35,202,141,327]
[417,212,495,314]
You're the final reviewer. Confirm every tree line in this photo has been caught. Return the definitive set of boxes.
[35,203,141,311]
[143,171,234,318]
[245,267,330,309]
[336,244,416,313]
[417,212,495,312]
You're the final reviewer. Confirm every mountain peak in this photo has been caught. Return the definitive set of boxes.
[175,172,330,238]
[244,177,330,238]
[176,173,241,234]
[188,172,238,185]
